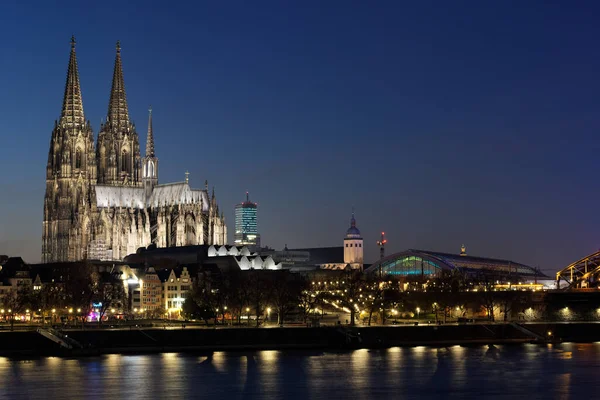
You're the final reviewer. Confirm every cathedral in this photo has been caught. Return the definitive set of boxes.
[42,38,227,263]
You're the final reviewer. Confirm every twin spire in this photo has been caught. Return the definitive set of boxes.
[60,37,131,131]
[60,36,85,127]
[107,40,130,130]
[60,37,154,141]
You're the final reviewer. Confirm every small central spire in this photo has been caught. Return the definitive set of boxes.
[185,171,190,184]
[145,106,155,157]
[107,40,129,131]
[350,208,356,228]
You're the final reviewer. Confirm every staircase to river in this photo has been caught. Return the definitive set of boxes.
[37,328,83,349]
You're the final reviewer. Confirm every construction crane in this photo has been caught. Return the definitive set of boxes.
[377,232,387,260]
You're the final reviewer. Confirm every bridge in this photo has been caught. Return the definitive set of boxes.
[556,250,600,289]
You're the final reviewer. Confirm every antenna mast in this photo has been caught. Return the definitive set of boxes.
[377,232,387,260]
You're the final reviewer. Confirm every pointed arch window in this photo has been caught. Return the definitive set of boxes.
[75,148,83,169]
[99,146,106,172]
[121,150,129,173]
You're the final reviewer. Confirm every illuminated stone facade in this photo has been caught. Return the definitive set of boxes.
[42,38,227,263]
[320,212,363,270]
[343,212,363,266]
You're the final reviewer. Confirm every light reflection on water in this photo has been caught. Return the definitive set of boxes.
[1,344,600,399]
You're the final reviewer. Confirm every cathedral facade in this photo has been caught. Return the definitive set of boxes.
[42,38,227,263]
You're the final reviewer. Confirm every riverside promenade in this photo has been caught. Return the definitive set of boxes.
[1,322,599,358]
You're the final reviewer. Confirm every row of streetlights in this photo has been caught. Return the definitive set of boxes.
[0,308,83,314]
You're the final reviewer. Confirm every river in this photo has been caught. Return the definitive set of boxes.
[1,343,598,399]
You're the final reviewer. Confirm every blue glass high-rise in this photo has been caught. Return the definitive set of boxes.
[234,192,260,248]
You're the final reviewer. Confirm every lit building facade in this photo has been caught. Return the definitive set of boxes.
[234,192,260,247]
[42,38,227,263]
[320,211,364,270]
[344,212,363,266]
[140,267,162,313]
[162,267,192,317]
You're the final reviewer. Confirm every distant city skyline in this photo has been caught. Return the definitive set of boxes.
[2,2,600,272]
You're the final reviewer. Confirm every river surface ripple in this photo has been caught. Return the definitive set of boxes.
[0,343,598,399]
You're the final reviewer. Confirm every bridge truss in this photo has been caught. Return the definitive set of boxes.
[556,250,600,289]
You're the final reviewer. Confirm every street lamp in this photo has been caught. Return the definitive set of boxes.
[267,307,271,324]
[416,307,420,319]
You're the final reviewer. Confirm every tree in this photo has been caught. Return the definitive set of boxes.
[226,271,249,325]
[496,290,532,322]
[1,285,32,331]
[364,275,394,326]
[247,269,271,327]
[270,271,302,326]
[476,273,503,322]
[331,269,364,326]
[298,282,321,324]
[181,296,200,320]
[92,271,125,326]
[64,263,96,328]
[428,270,467,323]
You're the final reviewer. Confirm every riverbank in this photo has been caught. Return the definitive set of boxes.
[1,322,599,357]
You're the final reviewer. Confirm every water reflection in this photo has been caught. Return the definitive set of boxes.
[0,344,598,399]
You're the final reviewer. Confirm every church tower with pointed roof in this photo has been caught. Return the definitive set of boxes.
[143,106,158,196]
[42,36,97,263]
[343,210,363,268]
[42,38,228,263]
[96,41,142,187]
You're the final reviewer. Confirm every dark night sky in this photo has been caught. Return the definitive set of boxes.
[1,1,600,273]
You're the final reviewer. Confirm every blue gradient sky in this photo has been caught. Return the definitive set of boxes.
[1,1,600,272]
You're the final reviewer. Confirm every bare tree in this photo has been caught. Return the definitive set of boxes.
[64,263,96,328]
[331,269,364,326]
[247,269,271,327]
[228,272,250,325]
[1,286,32,331]
[92,271,125,326]
[270,271,302,326]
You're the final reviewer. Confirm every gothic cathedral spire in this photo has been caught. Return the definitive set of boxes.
[96,40,142,187]
[107,41,130,131]
[60,36,85,128]
[43,36,96,263]
[143,106,158,193]
[146,106,155,157]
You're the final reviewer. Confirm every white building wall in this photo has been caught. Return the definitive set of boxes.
[344,239,364,265]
